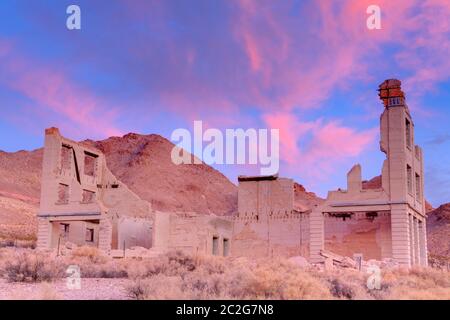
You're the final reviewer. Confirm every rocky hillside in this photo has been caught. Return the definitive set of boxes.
[426,203,450,258]
[84,133,237,215]
[0,149,42,239]
[294,182,324,211]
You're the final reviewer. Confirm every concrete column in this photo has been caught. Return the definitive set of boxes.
[98,217,112,253]
[391,205,411,267]
[409,215,415,265]
[414,217,420,266]
[418,219,428,266]
[309,208,324,263]
[380,213,392,260]
[36,218,51,250]
[152,212,170,252]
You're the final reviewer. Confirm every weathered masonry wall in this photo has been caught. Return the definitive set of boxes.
[231,175,310,258]
[231,213,310,258]
[324,212,392,260]
[116,217,152,250]
[152,212,233,256]
[37,128,153,252]
[238,176,294,215]
[309,79,428,267]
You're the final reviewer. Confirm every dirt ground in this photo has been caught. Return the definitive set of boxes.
[0,278,131,300]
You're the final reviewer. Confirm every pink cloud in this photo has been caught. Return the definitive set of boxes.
[228,0,450,114]
[0,40,123,139]
[242,31,262,72]
[264,112,377,178]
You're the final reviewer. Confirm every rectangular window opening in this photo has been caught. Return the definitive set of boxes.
[84,152,98,177]
[223,238,230,257]
[405,118,412,148]
[85,228,94,242]
[212,236,219,255]
[82,189,96,203]
[61,145,72,171]
[60,223,70,238]
[57,183,69,204]
[407,165,413,195]
[415,173,421,201]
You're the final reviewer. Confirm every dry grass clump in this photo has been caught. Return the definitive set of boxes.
[311,268,377,300]
[0,247,128,281]
[379,267,450,299]
[128,275,188,300]
[126,250,207,279]
[126,251,332,300]
[125,251,450,300]
[67,248,127,278]
[243,260,331,299]
[429,254,450,270]
[0,239,36,249]
[72,259,128,278]
[71,246,107,263]
[1,248,449,300]
[2,250,63,282]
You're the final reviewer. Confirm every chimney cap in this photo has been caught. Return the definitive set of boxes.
[379,79,402,90]
[45,127,60,135]
[378,79,405,107]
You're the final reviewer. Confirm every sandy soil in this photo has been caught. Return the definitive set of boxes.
[0,278,132,300]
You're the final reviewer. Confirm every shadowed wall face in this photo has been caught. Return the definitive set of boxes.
[324,212,392,261]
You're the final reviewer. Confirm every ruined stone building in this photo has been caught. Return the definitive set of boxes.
[36,79,427,267]
[308,79,427,267]
[37,128,153,252]
[36,128,232,256]
[230,175,310,258]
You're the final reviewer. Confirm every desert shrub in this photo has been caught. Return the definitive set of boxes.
[126,257,332,300]
[320,269,373,300]
[65,256,128,278]
[329,279,355,299]
[125,251,225,280]
[378,267,450,300]
[126,258,166,279]
[127,275,187,300]
[3,251,63,282]
[166,250,197,272]
[408,267,450,288]
[64,246,128,278]
[429,254,450,270]
[244,261,332,300]
[127,279,147,299]
[182,270,229,299]
[0,239,35,249]
[71,246,107,263]
[0,239,15,248]
[194,254,226,275]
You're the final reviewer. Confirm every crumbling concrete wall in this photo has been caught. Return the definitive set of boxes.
[238,176,294,215]
[152,211,233,256]
[37,128,153,252]
[324,212,392,260]
[232,213,310,258]
[309,79,428,267]
[117,217,152,249]
[232,175,310,258]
